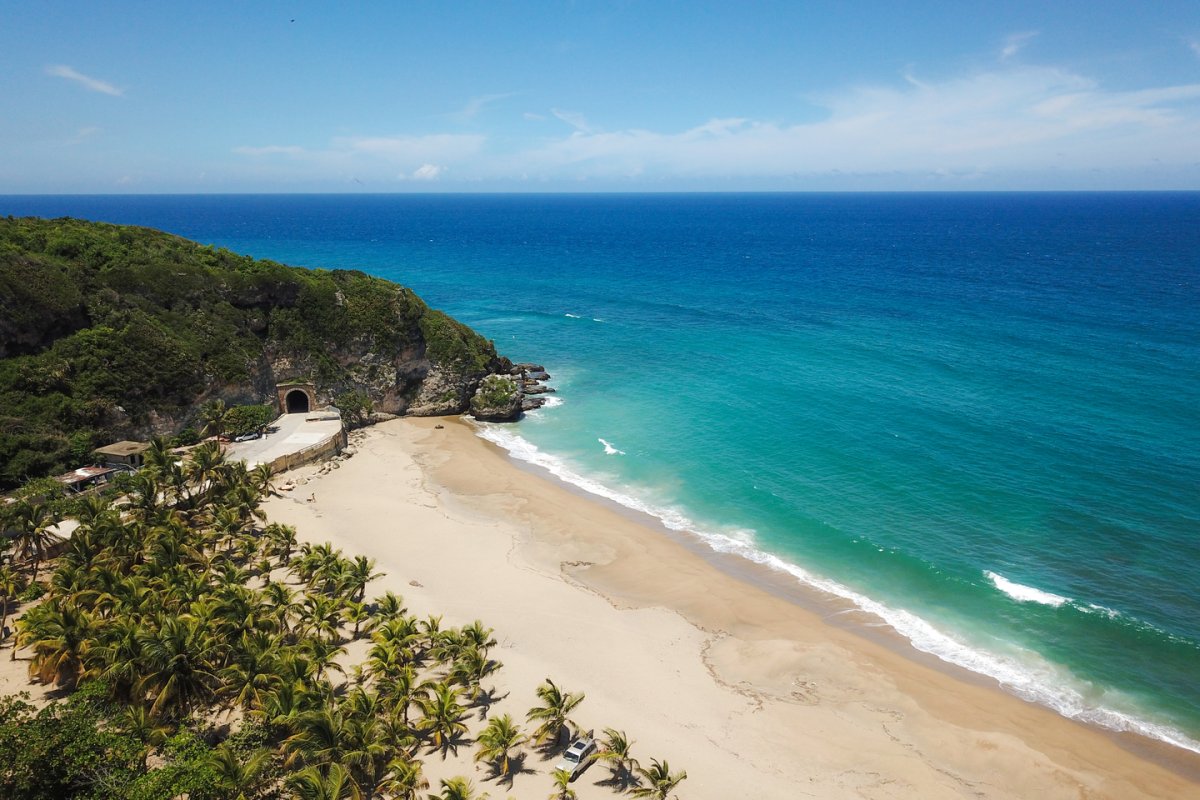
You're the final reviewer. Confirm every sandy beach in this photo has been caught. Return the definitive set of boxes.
[256,416,1200,800]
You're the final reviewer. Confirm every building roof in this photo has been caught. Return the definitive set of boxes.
[56,465,122,486]
[94,441,150,457]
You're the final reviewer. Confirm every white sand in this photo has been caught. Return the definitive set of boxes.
[259,418,1200,800]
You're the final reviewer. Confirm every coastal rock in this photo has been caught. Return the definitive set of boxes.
[521,397,547,411]
[527,370,551,381]
[408,365,477,416]
[514,362,545,373]
[524,384,556,395]
[469,374,524,422]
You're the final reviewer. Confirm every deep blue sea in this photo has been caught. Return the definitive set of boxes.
[4,193,1199,751]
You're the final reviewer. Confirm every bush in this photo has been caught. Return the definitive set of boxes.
[222,405,275,437]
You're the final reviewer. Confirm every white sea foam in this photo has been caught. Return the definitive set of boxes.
[985,571,1070,608]
[564,313,582,318]
[598,438,625,455]
[469,423,1200,755]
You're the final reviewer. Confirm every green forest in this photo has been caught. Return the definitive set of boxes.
[0,216,499,489]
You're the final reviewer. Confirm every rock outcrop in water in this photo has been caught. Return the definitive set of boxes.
[0,216,517,487]
[469,374,524,421]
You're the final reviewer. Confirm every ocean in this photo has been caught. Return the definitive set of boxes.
[4,192,1198,752]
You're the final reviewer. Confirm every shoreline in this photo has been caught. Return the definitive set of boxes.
[264,417,1200,798]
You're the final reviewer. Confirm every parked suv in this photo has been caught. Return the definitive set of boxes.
[555,731,598,781]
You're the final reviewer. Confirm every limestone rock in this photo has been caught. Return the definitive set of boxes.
[469,374,523,422]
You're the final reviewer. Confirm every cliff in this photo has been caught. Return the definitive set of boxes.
[0,216,512,487]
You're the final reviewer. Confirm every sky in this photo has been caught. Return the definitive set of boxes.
[2,1,1200,193]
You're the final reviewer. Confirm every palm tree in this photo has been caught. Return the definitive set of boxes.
[450,646,501,703]
[343,600,373,639]
[136,615,221,718]
[115,703,172,768]
[288,763,361,800]
[0,563,25,648]
[372,591,406,619]
[7,501,62,582]
[549,769,577,800]
[597,728,640,790]
[526,678,585,748]
[429,776,484,800]
[208,743,272,799]
[342,555,381,603]
[284,707,357,770]
[219,633,283,711]
[474,713,527,781]
[418,682,468,754]
[17,599,96,687]
[379,756,428,800]
[631,759,687,800]
[199,398,228,441]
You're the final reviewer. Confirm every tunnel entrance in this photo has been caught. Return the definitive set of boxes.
[285,389,311,414]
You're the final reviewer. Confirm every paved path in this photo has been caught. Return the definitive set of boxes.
[225,412,343,468]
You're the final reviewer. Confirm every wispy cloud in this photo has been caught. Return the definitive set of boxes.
[451,93,514,122]
[551,108,592,133]
[1001,31,1039,61]
[232,144,305,156]
[494,66,1200,182]
[1188,38,1200,59]
[523,112,547,121]
[46,64,123,96]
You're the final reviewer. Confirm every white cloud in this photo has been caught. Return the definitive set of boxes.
[452,93,514,121]
[46,64,123,96]
[523,112,547,121]
[551,109,592,133]
[495,66,1200,182]
[1188,38,1200,59]
[338,134,484,162]
[1001,31,1039,61]
[408,164,443,180]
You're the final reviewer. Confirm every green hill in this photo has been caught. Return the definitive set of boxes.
[0,216,508,488]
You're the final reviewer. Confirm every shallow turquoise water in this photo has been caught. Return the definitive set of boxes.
[4,192,1199,750]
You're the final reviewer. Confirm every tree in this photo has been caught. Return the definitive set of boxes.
[474,713,527,780]
[430,776,485,800]
[207,743,273,799]
[225,403,277,437]
[597,728,640,790]
[379,755,428,800]
[548,769,576,800]
[335,390,375,429]
[7,501,62,582]
[136,615,221,718]
[199,399,228,440]
[0,563,26,648]
[17,599,96,687]
[526,678,585,748]
[288,763,362,800]
[631,759,687,800]
[418,682,468,754]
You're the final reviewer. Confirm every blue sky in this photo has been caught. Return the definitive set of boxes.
[3,1,1199,192]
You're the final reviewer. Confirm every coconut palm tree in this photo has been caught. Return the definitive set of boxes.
[372,591,406,619]
[379,756,428,800]
[17,599,96,687]
[631,759,687,800]
[284,707,357,770]
[199,399,228,440]
[343,600,373,639]
[288,763,361,800]
[474,713,527,782]
[450,646,501,703]
[597,728,641,790]
[526,678,585,748]
[548,769,577,800]
[7,501,62,582]
[342,555,382,603]
[418,682,469,755]
[0,563,25,648]
[429,776,484,800]
[136,615,221,718]
[208,743,273,799]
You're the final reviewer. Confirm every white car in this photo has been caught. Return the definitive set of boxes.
[555,732,598,781]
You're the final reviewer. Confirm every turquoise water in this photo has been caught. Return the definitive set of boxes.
[4,193,1199,750]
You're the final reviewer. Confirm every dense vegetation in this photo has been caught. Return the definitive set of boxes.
[0,216,501,489]
[0,447,687,799]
